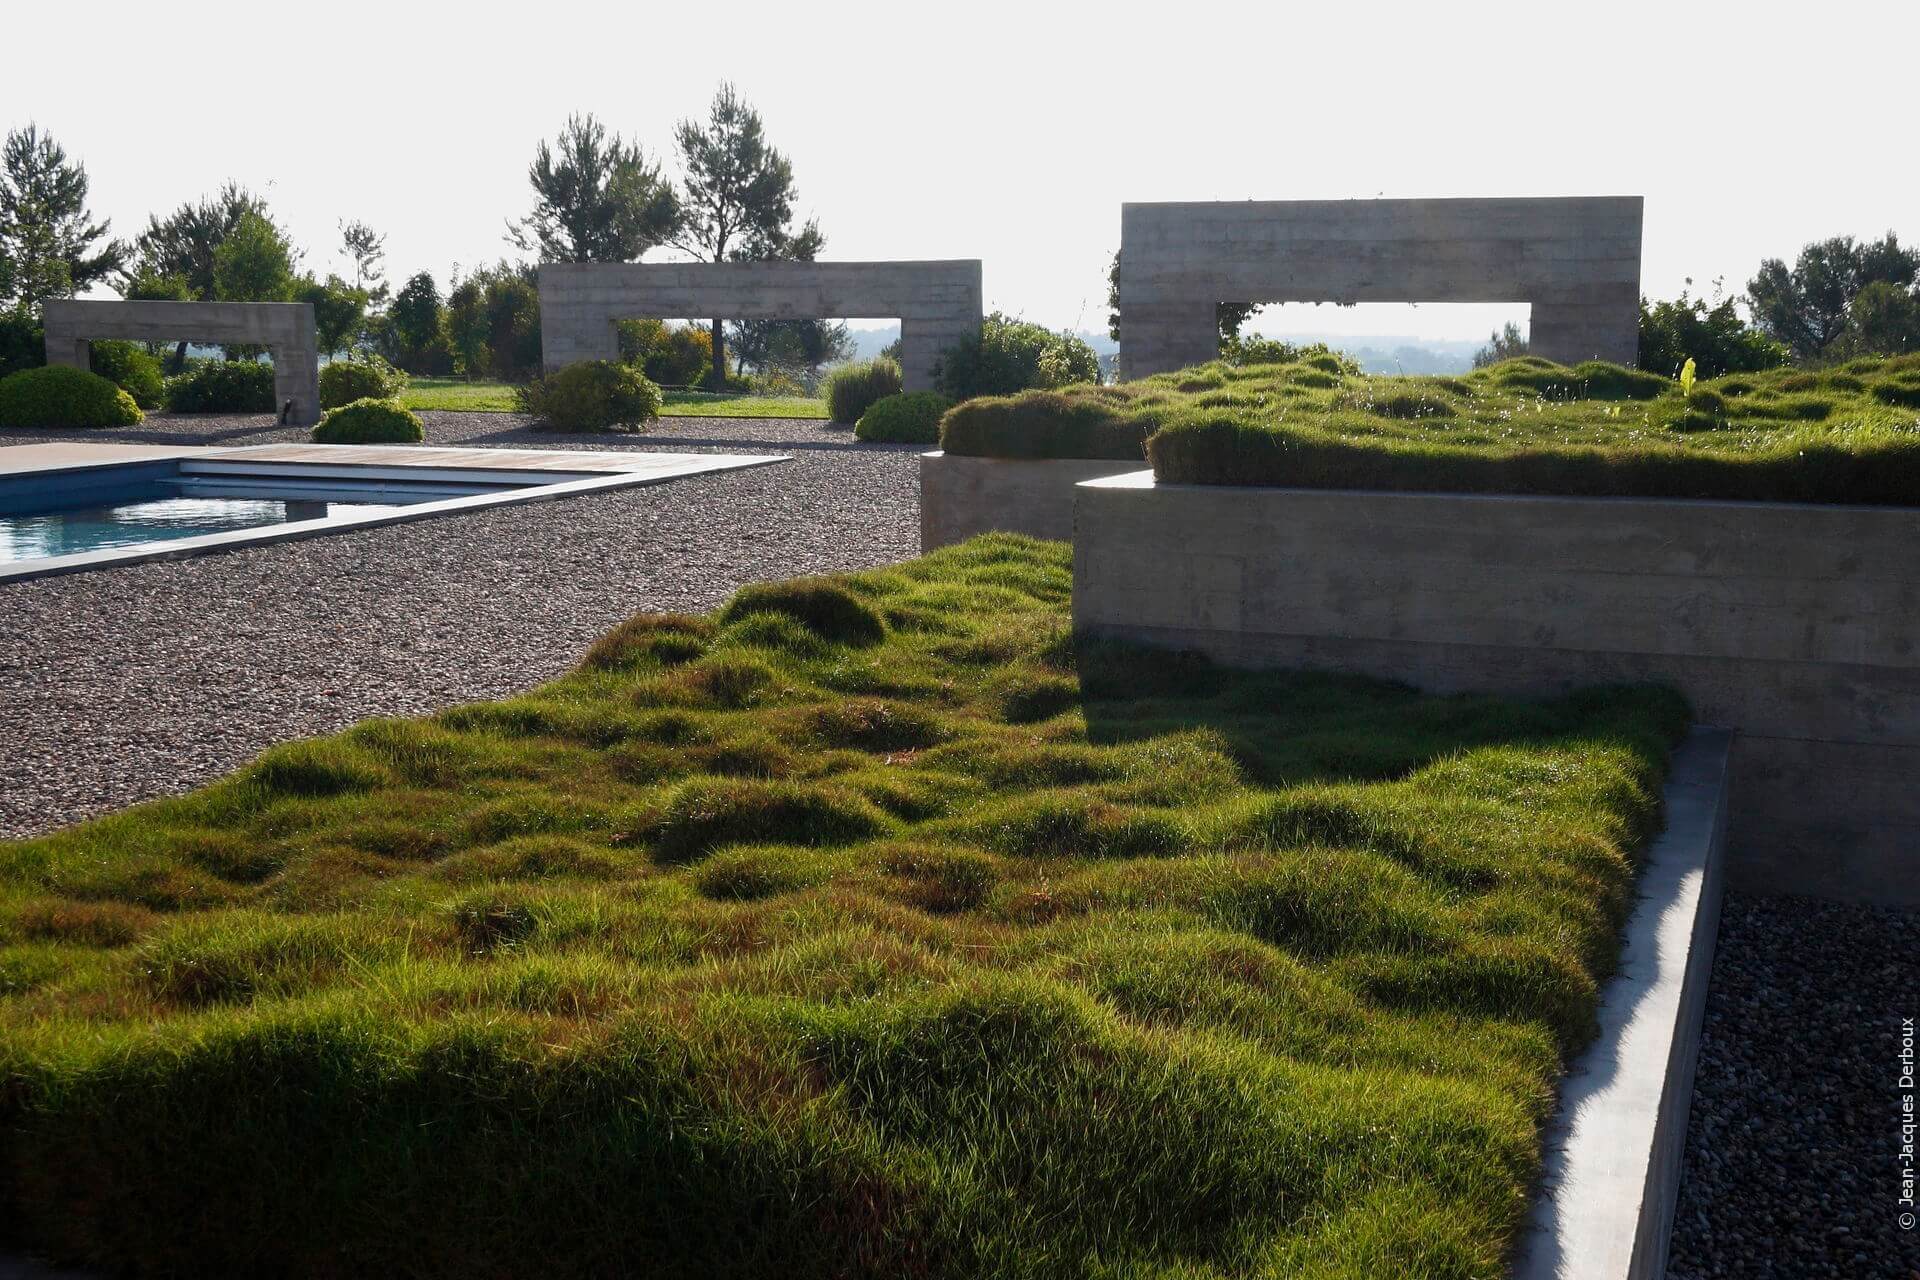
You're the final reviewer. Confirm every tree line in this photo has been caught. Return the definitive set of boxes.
[1471,234,1920,375]
[0,84,846,389]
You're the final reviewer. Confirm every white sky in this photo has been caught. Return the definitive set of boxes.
[6,0,1914,341]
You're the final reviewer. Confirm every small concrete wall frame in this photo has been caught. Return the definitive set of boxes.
[537,260,984,392]
[43,300,322,425]
[1116,197,1643,376]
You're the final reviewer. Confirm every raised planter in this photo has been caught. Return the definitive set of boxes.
[919,451,1145,550]
[1072,472,1920,905]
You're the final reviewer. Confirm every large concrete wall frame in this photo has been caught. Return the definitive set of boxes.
[538,260,983,392]
[43,300,321,425]
[1117,196,1643,375]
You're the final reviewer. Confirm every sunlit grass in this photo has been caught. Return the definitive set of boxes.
[0,536,1687,1277]
[940,351,1920,503]
[400,377,828,420]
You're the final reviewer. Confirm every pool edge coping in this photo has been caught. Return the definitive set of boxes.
[0,451,789,584]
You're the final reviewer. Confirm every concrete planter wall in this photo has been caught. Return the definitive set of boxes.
[918,451,1145,551]
[1072,472,1920,904]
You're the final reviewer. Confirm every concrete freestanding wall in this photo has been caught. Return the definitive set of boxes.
[43,300,321,425]
[538,261,983,392]
[1072,474,1920,906]
[1116,197,1642,376]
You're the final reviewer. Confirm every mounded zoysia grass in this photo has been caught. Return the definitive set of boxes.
[0,536,1689,1278]
[943,350,1920,503]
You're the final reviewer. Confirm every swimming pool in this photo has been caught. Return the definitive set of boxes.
[0,445,788,582]
[0,466,539,565]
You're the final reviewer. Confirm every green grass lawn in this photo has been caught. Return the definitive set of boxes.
[941,351,1920,504]
[401,377,829,420]
[0,537,1686,1277]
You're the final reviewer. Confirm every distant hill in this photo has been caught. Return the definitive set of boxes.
[840,325,1485,378]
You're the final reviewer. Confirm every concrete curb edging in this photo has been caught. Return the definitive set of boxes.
[1513,727,1731,1279]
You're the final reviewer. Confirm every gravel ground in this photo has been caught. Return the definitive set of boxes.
[0,411,920,838]
[1668,891,1920,1279]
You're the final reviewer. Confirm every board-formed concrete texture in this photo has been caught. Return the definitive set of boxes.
[539,261,983,392]
[1071,474,1920,904]
[1515,728,1729,1280]
[918,451,1147,551]
[43,300,321,425]
[1116,197,1642,375]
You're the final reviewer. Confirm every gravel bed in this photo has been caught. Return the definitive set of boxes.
[1668,891,1920,1279]
[0,411,920,838]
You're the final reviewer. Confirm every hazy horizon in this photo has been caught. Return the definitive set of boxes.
[7,1,1913,343]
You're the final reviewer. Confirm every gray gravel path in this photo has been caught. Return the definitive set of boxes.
[0,411,919,838]
[1668,891,1920,1279]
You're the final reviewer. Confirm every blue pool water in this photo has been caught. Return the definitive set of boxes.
[0,492,413,562]
[0,467,526,566]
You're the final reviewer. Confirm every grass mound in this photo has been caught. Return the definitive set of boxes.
[0,536,1689,1277]
[717,576,886,646]
[943,354,1920,503]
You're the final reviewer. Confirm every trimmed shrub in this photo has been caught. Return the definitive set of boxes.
[940,390,1151,460]
[0,365,142,429]
[88,341,165,410]
[854,391,951,443]
[823,357,903,425]
[311,398,424,444]
[319,357,408,409]
[166,360,276,414]
[620,321,712,387]
[516,361,662,432]
[934,313,1101,400]
[1223,337,1362,376]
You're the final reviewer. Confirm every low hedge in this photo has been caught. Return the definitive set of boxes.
[311,398,424,444]
[319,357,409,409]
[938,389,1152,460]
[823,357,902,425]
[166,360,276,414]
[854,391,951,443]
[88,341,165,410]
[0,365,143,429]
[517,360,662,432]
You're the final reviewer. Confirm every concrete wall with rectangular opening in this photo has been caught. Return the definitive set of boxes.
[43,300,321,425]
[537,260,983,392]
[1117,197,1642,376]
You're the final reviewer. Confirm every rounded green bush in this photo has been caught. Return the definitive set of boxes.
[933,313,1102,400]
[823,357,903,425]
[0,365,143,429]
[854,391,952,443]
[516,360,662,432]
[166,360,276,413]
[319,357,408,409]
[88,341,165,410]
[311,398,424,444]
